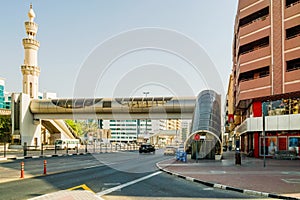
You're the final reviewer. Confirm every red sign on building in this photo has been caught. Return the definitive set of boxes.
[228,114,234,123]
[194,134,200,141]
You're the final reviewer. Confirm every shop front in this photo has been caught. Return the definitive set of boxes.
[240,131,300,158]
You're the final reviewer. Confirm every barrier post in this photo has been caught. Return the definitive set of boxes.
[43,160,47,175]
[20,162,24,178]
[3,141,6,158]
[41,143,44,156]
[23,142,27,157]
[76,143,79,154]
[93,141,96,153]
[85,141,87,153]
[66,143,69,154]
[54,144,57,154]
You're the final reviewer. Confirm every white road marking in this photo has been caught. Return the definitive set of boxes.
[203,187,214,190]
[103,183,121,186]
[210,170,226,174]
[83,164,103,169]
[96,171,162,196]
[282,179,300,184]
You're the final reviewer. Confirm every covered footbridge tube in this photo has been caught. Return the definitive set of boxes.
[184,90,222,159]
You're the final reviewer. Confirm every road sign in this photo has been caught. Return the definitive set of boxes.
[194,134,200,141]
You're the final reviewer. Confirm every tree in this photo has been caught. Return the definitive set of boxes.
[78,120,98,133]
[65,119,83,136]
[0,116,11,143]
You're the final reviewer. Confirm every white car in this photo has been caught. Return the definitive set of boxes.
[164,146,176,155]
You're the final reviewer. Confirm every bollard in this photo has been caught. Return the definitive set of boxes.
[20,162,24,178]
[235,151,241,165]
[43,160,47,175]
[66,143,69,154]
[85,142,87,153]
[76,143,79,154]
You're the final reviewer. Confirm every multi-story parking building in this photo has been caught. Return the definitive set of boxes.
[229,0,300,158]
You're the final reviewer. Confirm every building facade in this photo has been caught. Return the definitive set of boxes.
[181,120,191,143]
[103,119,182,143]
[230,0,300,158]
[0,78,11,109]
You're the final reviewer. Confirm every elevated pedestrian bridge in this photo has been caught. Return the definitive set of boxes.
[14,90,222,158]
[30,96,196,120]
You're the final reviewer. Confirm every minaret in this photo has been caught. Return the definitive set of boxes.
[21,4,40,99]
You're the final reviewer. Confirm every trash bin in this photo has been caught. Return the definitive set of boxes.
[235,151,241,165]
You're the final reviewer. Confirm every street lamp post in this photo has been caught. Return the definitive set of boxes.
[262,102,266,168]
[143,92,149,142]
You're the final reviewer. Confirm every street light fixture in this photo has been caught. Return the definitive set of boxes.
[143,91,149,97]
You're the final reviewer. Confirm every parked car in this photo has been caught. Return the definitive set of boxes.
[139,144,155,154]
[164,146,176,155]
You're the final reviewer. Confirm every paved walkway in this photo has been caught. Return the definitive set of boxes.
[156,151,300,200]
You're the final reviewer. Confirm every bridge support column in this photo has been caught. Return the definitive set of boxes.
[15,93,41,147]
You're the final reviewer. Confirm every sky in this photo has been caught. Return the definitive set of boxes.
[0,1,238,100]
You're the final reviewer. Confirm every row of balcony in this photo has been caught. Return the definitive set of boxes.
[238,0,300,19]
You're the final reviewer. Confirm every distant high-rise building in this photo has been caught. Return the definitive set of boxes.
[181,120,191,143]
[0,78,5,109]
[0,78,11,109]
[104,119,152,142]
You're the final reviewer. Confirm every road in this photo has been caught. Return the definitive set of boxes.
[0,149,269,199]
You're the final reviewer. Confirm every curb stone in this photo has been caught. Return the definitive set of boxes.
[4,153,91,161]
[156,161,300,200]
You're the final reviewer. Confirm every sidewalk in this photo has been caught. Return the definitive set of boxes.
[156,151,300,200]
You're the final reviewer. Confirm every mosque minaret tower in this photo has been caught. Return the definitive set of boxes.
[21,4,40,99]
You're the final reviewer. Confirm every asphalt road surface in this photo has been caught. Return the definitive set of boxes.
[0,149,269,199]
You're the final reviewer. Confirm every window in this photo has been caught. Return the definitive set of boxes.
[239,66,269,82]
[239,7,269,28]
[286,0,300,7]
[238,37,269,56]
[286,25,300,39]
[103,101,111,108]
[286,58,300,72]
[30,82,33,98]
